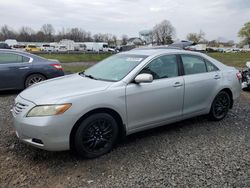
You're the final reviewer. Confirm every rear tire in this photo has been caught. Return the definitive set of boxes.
[209,91,230,121]
[74,113,118,158]
[25,74,46,88]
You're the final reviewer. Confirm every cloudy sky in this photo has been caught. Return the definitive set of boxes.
[0,0,249,41]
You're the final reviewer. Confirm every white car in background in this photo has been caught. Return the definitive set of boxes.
[41,44,55,52]
[54,45,68,52]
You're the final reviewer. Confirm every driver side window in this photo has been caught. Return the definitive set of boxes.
[140,55,178,79]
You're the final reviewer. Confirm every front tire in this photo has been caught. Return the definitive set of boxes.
[74,113,119,158]
[209,91,231,121]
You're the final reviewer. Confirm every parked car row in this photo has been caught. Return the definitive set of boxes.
[0,42,118,53]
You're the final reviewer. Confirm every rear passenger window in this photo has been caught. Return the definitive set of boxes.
[140,55,178,79]
[22,56,30,62]
[181,55,207,75]
[205,59,218,72]
[0,53,29,64]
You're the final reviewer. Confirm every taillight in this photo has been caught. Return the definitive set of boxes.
[236,72,242,81]
[50,64,63,71]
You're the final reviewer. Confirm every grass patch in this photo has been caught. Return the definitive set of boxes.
[40,53,112,63]
[208,52,250,67]
[63,65,86,73]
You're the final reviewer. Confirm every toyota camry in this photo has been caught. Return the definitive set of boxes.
[12,49,241,158]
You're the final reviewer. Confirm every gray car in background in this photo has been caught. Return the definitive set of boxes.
[0,49,64,90]
[12,49,241,158]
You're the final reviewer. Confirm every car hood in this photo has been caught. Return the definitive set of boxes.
[20,74,113,104]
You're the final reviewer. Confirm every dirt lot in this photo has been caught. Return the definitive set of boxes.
[0,91,249,188]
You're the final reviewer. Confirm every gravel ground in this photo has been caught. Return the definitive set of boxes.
[0,91,249,188]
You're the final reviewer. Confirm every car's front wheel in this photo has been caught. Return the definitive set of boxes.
[209,91,231,121]
[74,113,119,158]
[25,74,46,88]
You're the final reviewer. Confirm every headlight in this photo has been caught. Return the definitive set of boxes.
[27,104,71,117]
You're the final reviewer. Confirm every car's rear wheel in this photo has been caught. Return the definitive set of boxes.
[25,74,46,88]
[74,113,118,158]
[209,91,231,121]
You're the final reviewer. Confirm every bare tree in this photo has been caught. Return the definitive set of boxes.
[41,24,55,42]
[186,30,205,43]
[121,34,128,45]
[153,20,175,45]
[0,25,16,39]
[18,26,34,42]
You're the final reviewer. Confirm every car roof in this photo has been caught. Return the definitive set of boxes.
[122,48,194,56]
[121,48,227,69]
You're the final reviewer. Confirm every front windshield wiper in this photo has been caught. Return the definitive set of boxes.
[79,71,98,80]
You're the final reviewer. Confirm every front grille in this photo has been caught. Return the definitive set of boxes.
[13,102,28,116]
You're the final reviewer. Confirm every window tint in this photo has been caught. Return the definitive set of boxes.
[0,53,29,64]
[205,59,218,72]
[140,55,178,79]
[181,55,207,75]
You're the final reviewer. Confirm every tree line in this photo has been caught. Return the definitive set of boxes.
[1,20,249,46]
[0,24,119,45]
[0,21,176,45]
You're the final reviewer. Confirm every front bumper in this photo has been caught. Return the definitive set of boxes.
[12,95,74,151]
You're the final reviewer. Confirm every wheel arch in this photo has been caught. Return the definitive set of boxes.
[24,72,47,87]
[70,108,126,150]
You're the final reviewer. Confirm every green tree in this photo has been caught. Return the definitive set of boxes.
[238,22,250,45]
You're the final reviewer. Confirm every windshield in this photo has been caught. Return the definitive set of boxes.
[84,54,148,81]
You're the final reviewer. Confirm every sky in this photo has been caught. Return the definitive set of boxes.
[0,0,250,42]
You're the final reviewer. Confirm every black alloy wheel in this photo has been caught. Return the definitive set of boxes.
[74,113,118,158]
[209,91,230,121]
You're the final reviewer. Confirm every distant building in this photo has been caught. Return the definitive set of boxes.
[59,39,75,51]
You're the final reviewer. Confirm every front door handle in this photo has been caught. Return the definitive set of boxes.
[173,82,183,87]
[19,67,30,70]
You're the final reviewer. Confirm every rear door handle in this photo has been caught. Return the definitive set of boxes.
[214,75,221,80]
[19,67,30,70]
[173,82,183,87]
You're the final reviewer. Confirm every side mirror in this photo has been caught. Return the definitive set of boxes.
[134,73,153,83]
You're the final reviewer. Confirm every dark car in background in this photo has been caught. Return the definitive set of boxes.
[0,49,64,90]
[0,43,11,49]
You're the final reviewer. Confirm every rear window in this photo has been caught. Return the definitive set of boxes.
[205,59,219,72]
[181,55,207,75]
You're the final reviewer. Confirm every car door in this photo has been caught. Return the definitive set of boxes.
[0,52,32,90]
[180,54,221,117]
[126,54,184,131]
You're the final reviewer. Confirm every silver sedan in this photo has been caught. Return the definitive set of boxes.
[12,49,241,158]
